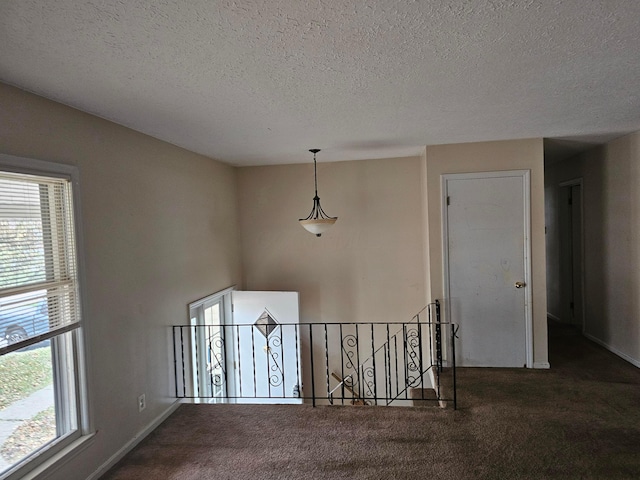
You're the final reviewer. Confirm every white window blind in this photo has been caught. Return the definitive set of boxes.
[0,170,80,351]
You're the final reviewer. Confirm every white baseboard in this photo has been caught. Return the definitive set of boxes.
[23,433,96,480]
[583,333,640,368]
[87,401,182,480]
[533,362,550,369]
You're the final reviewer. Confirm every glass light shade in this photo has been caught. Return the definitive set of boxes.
[298,149,337,237]
[299,218,337,236]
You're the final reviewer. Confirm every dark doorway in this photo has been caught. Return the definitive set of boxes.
[559,181,584,329]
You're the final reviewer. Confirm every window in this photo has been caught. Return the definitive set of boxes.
[187,287,233,402]
[0,156,88,479]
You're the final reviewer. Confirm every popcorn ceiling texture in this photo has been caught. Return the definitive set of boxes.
[1,1,639,165]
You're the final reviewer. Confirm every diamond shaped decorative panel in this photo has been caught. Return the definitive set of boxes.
[254,310,278,338]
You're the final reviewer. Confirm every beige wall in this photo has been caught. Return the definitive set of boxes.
[544,168,561,321]
[237,156,428,325]
[0,83,242,480]
[425,138,549,367]
[0,79,553,478]
[545,132,640,366]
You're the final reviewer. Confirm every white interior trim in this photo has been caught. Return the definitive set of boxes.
[185,286,235,400]
[22,434,96,480]
[558,178,583,187]
[533,362,551,369]
[547,313,561,322]
[86,401,182,480]
[583,333,640,369]
[441,170,534,368]
[187,285,236,313]
[0,154,77,179]
[0,153,95,478]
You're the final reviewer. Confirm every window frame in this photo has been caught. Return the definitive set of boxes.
[187,286,234,401]
[0,153,93,480]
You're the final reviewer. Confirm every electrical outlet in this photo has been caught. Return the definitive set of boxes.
[138,394,146,412]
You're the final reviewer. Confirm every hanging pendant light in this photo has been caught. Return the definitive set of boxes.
[299,149,337,237]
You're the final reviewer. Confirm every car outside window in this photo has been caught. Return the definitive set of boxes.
[0,159,88,480]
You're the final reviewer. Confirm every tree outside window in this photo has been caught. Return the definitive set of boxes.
[0,167,86,479]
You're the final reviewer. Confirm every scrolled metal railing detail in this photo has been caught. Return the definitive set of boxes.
[361,365,376,397]
[339,333,362,397]
[173,299,457,409]
[266,335,284,387]
[405,327,421,372]
[404,327,422,388]
[342,334,358,370]
[206,330,226,388]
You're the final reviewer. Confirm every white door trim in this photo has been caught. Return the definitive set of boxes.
[441,170,533,368]
[187,286,235,401]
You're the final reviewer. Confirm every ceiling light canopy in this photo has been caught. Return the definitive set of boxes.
[299,149,337,237]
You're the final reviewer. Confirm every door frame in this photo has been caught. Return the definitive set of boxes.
[441,170,534,368]
[188,286,235,401]
[559,178,585,332]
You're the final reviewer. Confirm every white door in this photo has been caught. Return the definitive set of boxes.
[190,295,228,401]
[443,171,532,367]
[229,291,302,404]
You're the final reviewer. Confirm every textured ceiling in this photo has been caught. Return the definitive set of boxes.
[1,1,640,166]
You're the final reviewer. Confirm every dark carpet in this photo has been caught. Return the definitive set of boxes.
[102,322,640,479]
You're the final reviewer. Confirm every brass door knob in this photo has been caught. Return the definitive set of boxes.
[515,281,526,289]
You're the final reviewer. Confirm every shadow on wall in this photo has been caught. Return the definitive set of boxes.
[584,147,606,342]
[545,143,625,349]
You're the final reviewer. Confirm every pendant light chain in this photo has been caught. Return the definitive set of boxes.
[313,150,318,198]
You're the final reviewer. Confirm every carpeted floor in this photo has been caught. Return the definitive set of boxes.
[102,322,640,479]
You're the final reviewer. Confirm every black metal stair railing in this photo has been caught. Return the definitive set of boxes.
[173,300,457,409]
[327,300,455,407]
